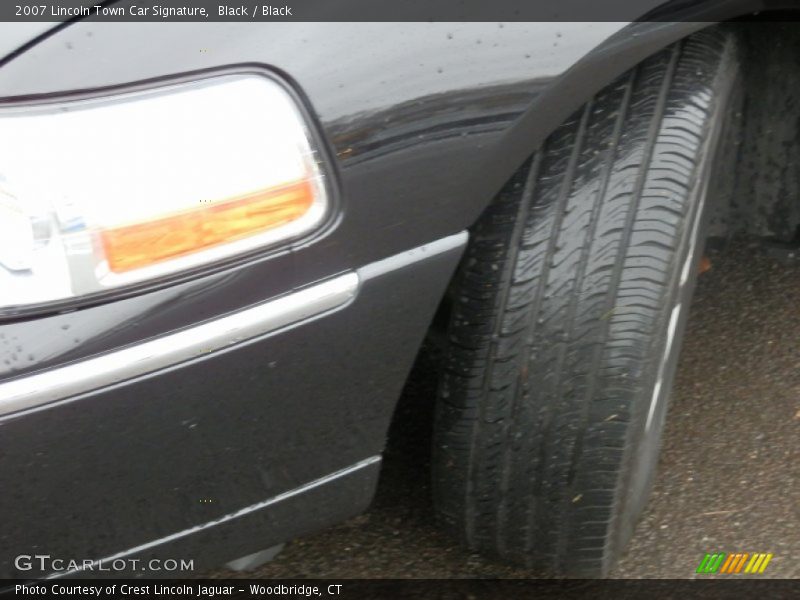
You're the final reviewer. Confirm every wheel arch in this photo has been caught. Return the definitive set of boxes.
[472,0,796,221]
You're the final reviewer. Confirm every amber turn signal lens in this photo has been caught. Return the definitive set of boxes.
[100,178,314,273]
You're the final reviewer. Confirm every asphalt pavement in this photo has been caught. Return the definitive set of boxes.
[211,237,799,579]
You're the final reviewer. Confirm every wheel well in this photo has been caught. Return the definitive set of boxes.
[401,15,800,440]
[425,16,800,347]
[482,17,800,245]
[708,19,800,242]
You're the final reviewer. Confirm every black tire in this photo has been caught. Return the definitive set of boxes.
[432,28,739,577]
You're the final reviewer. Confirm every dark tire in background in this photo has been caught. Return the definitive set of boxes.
[432,28,740,576]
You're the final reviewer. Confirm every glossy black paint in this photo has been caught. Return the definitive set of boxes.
[0,5,780,576]
[0,241,463,577]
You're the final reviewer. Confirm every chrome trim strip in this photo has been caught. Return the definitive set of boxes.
[0,231,469,419]
[0,272,359,417]
[46,455,382,579]
[358,231,468,279]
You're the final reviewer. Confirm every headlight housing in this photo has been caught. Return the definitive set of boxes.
[0,72,329,314]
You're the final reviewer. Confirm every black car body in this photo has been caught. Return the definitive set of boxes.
[0,3,797,579]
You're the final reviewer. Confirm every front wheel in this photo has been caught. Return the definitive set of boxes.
[432,28,740,576]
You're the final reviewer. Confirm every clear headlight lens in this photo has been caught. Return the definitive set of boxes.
[0,74,328,312]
